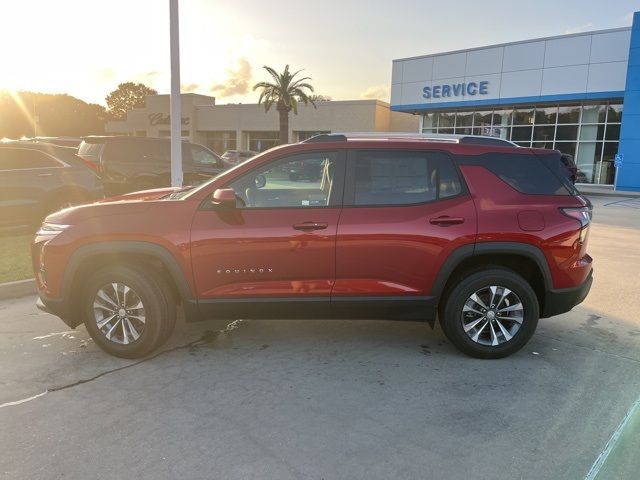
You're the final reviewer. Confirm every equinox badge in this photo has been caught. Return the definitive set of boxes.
[217,267,274,275]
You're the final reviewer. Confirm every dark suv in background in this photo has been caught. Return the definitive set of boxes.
[0,142,103,231]
[78,136,227,195]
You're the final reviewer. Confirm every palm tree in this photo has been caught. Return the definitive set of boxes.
[253,65,316,145]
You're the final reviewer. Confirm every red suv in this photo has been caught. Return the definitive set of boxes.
[32,134,593,359]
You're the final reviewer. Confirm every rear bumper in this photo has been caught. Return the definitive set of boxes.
[542,269,593,318]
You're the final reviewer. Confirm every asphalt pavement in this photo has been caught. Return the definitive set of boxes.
[1,195,639,480]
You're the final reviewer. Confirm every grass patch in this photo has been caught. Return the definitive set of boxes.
[0,234,34,283]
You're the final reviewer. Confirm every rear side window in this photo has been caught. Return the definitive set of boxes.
[350,151,462,206]
[0,148,61,170]
[459,153,571,195]
[78,142,104,158]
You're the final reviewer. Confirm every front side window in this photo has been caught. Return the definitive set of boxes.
[192,145,220,166]
[228,152,340,208]
[350,151,462,206]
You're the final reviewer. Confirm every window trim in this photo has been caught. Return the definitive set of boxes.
[342,149,468,208]
[201,150,347,211]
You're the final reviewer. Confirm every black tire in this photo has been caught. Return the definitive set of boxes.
[440,267,539,359]
[81,265,175,358]
[153,274,178,343]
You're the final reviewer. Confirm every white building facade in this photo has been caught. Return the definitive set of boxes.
[106,94,418,154]
[391,16,640,191]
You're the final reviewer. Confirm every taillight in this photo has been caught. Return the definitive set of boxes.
[560,206,591,244]
[77,154,98,172]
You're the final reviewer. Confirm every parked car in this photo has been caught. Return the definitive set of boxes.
[559,153,578,184]
[221,149,258,166]
[78,136,227,196]
[0,142,103,231]
[33,133,592,359]
[29,137,83,148]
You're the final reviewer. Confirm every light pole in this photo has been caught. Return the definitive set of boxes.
[169,0,183,187]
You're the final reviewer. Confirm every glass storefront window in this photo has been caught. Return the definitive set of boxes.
[576,142,602,184]
[533,125,555,143]
[582,104,606,124]
[419,100,621,185]
[206,131,237,154]
[534,107,557,125]
[473,111,493,129]
[247,131,279,152]
[605,124,620,141]
[513,107,535,125]
[606,104,623,123]
[437,113,455,129]
[423,113,437,130]
[510,126,532,143]
[493,109,512,127]
[579,124,604,142]
[556,124,579,141]
[557,106,581,124]
[555,142,577,157]
[600,142,619,185]
[455,112,473,134]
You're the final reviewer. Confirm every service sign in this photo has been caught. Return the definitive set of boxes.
[423,81,490,100]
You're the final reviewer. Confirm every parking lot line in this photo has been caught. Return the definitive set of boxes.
[0,391,48,409]
[584,395,640,480]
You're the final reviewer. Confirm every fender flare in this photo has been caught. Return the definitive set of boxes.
[431,242,553,299]
[61,241,194,302]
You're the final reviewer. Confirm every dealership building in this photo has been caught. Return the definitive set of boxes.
[391,11,640,191]
[105,94,418,153]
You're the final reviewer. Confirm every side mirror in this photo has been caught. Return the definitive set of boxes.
[211,188,236,209]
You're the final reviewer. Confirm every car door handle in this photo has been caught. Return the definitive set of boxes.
[37,173,53,177]
[429,216,464,226]
[293,222,328,231]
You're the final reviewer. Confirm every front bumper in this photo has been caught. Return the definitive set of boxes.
[36,294,81,328]
[542,269,593,318]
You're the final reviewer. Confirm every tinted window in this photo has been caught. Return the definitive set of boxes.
[229,152,339,208]
[459,153,571,195]
[0,148,60,170]
[352,151,461,206]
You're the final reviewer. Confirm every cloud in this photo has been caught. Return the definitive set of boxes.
[181,83,200,93]
[564,23,595,34]
[131,71,160,87]
[360,85,390,101]
[210,58,252,97]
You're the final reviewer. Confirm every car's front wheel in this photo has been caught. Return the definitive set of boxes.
[81,266,175,358]
[440,268,539,359]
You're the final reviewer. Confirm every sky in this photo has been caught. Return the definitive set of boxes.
[1,0,638,106]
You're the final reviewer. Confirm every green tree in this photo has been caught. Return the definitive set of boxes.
[105,82,157,120]
[253,65,316,144]
[0,91,105,139]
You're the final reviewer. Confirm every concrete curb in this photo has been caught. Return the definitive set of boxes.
[579,187,640,198]
[0,279,37,300]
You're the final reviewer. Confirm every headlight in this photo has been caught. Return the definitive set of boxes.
[36,222,71,236]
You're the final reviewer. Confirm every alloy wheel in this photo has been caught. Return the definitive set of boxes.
[92,282,146,345]
[461,285,524,346]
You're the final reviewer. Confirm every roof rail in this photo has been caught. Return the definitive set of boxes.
[302,132,517,147]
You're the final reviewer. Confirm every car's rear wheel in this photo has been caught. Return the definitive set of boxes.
[82,266,175,358]
[440,268,539,359]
